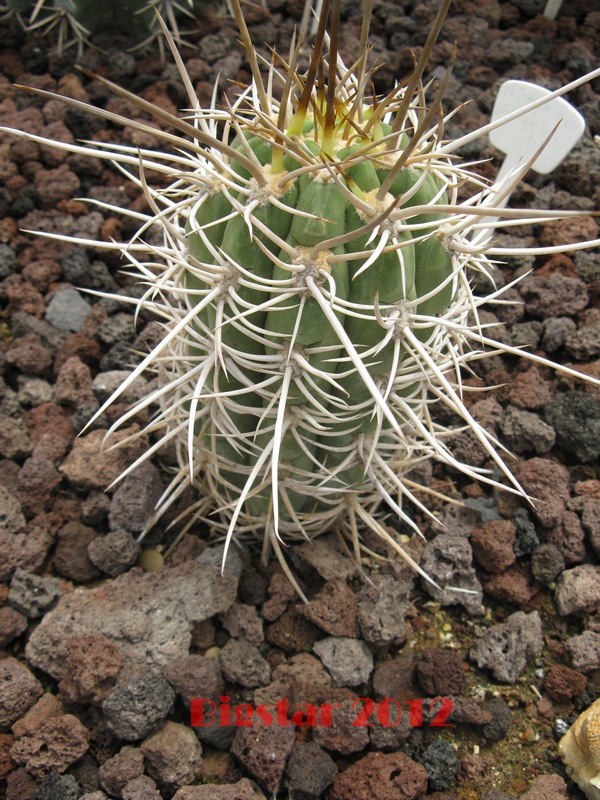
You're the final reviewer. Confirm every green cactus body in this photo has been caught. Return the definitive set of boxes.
[5,0,600,591]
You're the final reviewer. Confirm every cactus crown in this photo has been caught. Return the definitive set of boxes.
[4,0,600,594]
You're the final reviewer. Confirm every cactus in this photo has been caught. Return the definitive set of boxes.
[5,0,208,53]
[4,0,600,594]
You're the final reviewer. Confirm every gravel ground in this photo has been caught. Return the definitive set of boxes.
[0,0,599,798]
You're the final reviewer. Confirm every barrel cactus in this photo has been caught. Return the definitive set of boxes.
[4,0,600,593]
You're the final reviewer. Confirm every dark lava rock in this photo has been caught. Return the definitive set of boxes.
[284,741,338,799]
[545,391,600,462]
[416,648,467,696]
[419,739,460,791]
[102,664,175,741]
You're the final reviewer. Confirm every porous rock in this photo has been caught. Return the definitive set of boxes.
[59,427,147,492]
[102,664,175,741]
[313,636,373,687]
[566,631,600,673]
[87,528,141,576]
[312,700,370,756]
[284,741,337,799]
[108,460,164,534]
[0,657,43,733]
[26,560,238,678]
[172,778,265,799]
[98,746,145,797]
[10,713,89,779]
[421,535,483,614]
[58,634,124,705]
[163,653,225,707]
[329,751,428,800]
[513,458,570,528]
[9,567,61,619]
[470,611,542,683]
[141,721,203,792]
[298,579,359,638]
[555,565,600,616]
[231,720,295,794]
[0,604,28,646]
[356,573,411,645]
[219,638,271,689]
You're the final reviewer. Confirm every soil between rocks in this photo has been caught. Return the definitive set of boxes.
[0,0,599,798]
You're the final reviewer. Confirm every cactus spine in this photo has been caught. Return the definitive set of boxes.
[5,0,207,52]
[4,0,600,593]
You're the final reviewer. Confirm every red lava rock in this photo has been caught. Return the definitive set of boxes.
[0,605,28,647]
[0,733,15,780]
[290,538,357,583]
[98,745,145,797]
[548,509,586,565]
[0,416,31,460]
[0,657,43,733]
[509,366,553,410]
[522,773,568,800]
[329,751,429,800]
[539,215,599,249]
[4,766,39,799]
[5,333,53,376]
[59,426,148,491]
[521,272,589,318]
[471,520,516,574]
[163,654,225,708]
[482,563,539,605]
[24,402,74,446]
[416,648,467,696]
[26,560,237,679]
[220,602,264,645]
[52,520,102,583]
[21,259,61,292]
[11,693,63,741]
[3,279,46,318]
[254,652,333,708]
[459,753,495,782]
[231,719,296,794]
[0,520,54,583]
[266,605,321,653]
[172,778,265,799]
[140,721,203,792]
[298,578,359,637]
[15,457,62,517]
[543,663,587,703]
[52,355,96,406]
[261,572,298,622]
[58,634,124,705]
[53,332,102,373]
[312,699,369,756]
[372,653,421,702]
[578,496,600,558]
[35,164,80,207]
[513,458,571,528]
